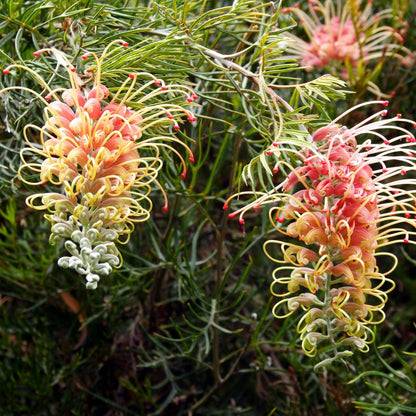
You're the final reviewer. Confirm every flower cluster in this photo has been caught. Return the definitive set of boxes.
[282,0,414,96]
[2,41,196,289]
[226,102,416,367]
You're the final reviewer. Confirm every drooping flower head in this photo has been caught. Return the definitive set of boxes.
[282,0,414,96]
[1,41,197,289]
[225,101,416,368]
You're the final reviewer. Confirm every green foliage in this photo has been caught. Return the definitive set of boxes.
[0,0,415,415]
[351,344,416,415]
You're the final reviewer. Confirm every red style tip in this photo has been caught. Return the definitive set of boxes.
[3,69,9,74]
[273,167,279,173]
[167,114,174,120]
[382,168,388,173]
[405,213,411,218]
[173,124,180,131]
[239,218,245,225]
[41,181,47,185]
[181,172,186,179]
[272,142,279,147]
[294,3,300,7]
[162,205,168,213]
[401,169,407,175]
[277,217,285,223]
[122,41,129,47]
[192,94,198,100]
[397,114,402,118]
[382,101,389,106]
[365,146,371,151]
[228,213,235,219]
[186,97,193,103]
[266,150,273,155]
[381,110,388,116]
[154,79,161,85]
[281,7,291,13]
[45,94,51,101]
[189,156,195,163]
[223,204,229,210]
[253,205,260,210]
[383,140,389,145]
[81,54,88,60]
[161,86,167,91]
[187,116,197,122]
[128,73,135,79]
[34,51,42,57]
[70,67,76,72]
[404,238,409,244]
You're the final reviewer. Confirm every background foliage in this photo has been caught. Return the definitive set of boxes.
[0,0,415,415]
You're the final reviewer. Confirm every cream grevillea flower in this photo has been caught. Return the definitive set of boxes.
[225,101,416,367]
[282,0,414,96]
[1,41,196,289]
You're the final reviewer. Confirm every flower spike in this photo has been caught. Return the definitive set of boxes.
[283,0,414,96]
[228,102,416,368]
[1,45,196,289]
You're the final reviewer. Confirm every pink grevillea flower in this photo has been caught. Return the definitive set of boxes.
[225,101,416,368]
[1,41,196,289]
[282,0,413,96]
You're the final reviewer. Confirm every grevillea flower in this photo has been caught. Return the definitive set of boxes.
[282,0,414,95]
[1,41,197,289]
[225,101,416,367]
